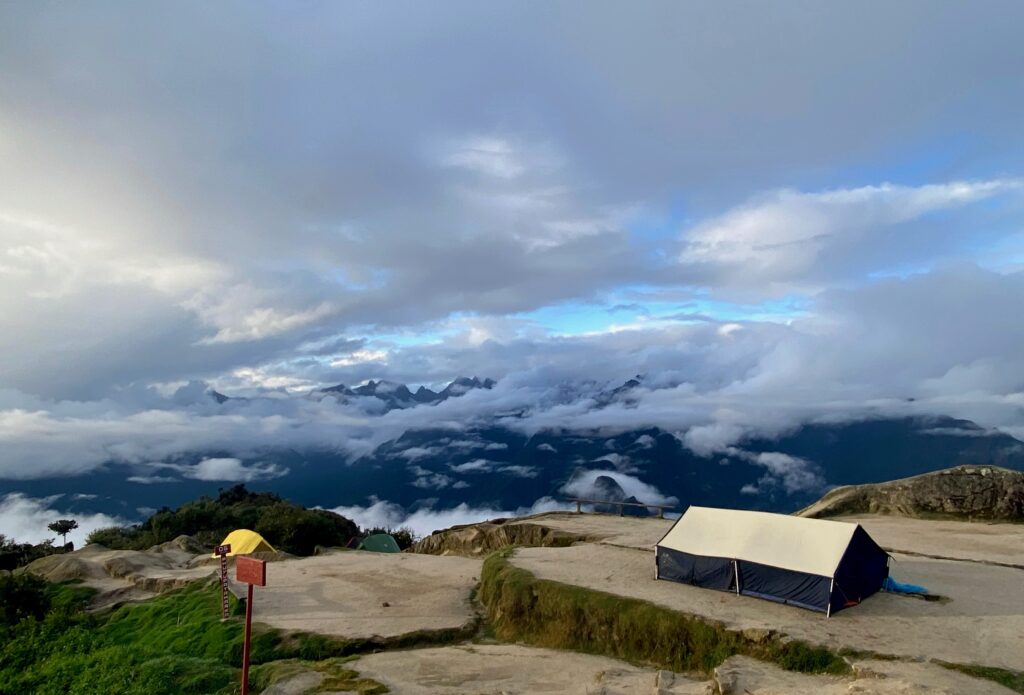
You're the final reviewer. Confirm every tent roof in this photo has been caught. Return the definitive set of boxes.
[211,529,275,557]
[657,506,860,578]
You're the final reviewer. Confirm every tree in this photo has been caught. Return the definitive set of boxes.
[48,519,78,547]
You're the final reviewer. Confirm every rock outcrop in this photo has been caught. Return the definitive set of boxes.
[798,465,1024,521]
[411,519,593,556]
[19,536,217,605]
[590,475,649,516]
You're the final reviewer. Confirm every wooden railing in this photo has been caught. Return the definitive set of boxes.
[565,497,675,518]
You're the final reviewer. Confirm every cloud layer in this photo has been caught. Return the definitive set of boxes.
[1,262,1021,487]
[0,3,1023,530]
[0,493,127,548]
[329,497,569,539]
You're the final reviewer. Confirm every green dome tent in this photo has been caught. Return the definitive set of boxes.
[357,533,401,553]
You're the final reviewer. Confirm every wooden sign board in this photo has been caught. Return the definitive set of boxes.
[215,544,232,556]
[236,556,267,586]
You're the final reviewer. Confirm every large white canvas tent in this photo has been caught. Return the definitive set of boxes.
[656,506,889,615]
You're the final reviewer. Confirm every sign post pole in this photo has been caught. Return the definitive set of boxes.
[215,543,231,620]
[236,556,267,695]
[241,582,254,694]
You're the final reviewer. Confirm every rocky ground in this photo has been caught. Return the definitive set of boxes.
[798,465,1024,521]
[21,535,218,608]
[19,502,1024,693]
[352,644,710,695]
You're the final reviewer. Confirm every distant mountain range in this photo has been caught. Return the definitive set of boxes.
[212,376,497,412]
[5,375,1024,527]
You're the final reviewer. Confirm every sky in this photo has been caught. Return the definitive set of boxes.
[2,3,1024,539]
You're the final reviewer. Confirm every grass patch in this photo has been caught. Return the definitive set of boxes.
[478,548,848,677]
[317,664,388,693]
[936,661,1024,694]
[0,580,248,694]
[1,578,398,693]
[250,657,387,694]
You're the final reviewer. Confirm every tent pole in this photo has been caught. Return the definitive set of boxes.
[826,577,834,619]
[733,560,740,596]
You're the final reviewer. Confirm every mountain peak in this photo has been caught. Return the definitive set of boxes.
[208,390,230,404]
[321,383,355,396]
[441,376,496,397]
[316,376,496,410]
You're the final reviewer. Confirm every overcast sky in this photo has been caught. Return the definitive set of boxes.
[2,2,1024,487]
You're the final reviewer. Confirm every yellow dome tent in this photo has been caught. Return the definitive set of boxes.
[211,529,276,557]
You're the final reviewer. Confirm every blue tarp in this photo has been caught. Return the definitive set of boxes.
[883,576,928,594]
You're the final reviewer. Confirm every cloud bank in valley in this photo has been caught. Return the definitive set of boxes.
[0,263,1023,484]
[0,493,128,548]
[329,496,570,539]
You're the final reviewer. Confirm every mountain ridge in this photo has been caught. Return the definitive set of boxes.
[798,464,1024,521]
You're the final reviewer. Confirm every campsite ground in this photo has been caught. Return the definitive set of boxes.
[22,511,1024,693]
[338,647,1022,695]
[237,550,480,638]
[509,512,1024,671]
[349,644,710,695]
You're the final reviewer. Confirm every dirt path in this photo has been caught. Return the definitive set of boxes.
[349,646,1019,695]
[713,655,1019,695]
[352,644,708,694]
[248,551,482,638]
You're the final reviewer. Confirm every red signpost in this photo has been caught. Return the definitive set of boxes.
[236,556,267,695]
[215,543,231,620]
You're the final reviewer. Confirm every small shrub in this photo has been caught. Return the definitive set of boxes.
[0,573,51,625]
[937,661,1024,694]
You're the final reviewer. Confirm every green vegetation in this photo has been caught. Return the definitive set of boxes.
[0,579,242,694]
[86,484,359,555]
[478,548,848,677]
[0,568,487,692]
[251,658,386,694]
[0,572,92,626]
[936,661,1024,694]
[0,533,67,571]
